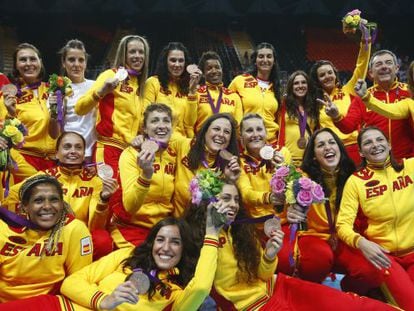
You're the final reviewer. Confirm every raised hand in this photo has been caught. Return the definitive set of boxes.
[354,78,368,98]
[4,94,17,117]
[100,177,119,201]
[264,229,284,260]
[317,95,340,119]
[224,156,241,183]
[97,77,120,98]
[137,149,155,179]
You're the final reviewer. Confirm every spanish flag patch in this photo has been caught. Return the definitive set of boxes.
[80,236,92,256]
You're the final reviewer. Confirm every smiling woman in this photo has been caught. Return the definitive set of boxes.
[336,126,414,310]
[0,174,92,309]
[277,71,319,166]
[58,39,96,161]
[229,42,281,144]
[184,51,243,136]
[144,42,201,139]
[173,113,241,218]
[0,43,60,183]
[75,35,150,174]
[110,104,178,248]
[60,214,222,311]
[284,128,358,284]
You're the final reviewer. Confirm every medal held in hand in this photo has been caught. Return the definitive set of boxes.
[141,140,159,153]
[129,270,150,294]
[186,64,199,75]
[114,67,128,81]
[1,84,18,97]
[264,217,281,237]
[219,149,233,161]
[97,163,114,179]
[259,145,274,160]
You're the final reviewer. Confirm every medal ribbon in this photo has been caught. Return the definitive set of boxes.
[206,87,223,114]
[0,207,41,229]
[298,109,307,141]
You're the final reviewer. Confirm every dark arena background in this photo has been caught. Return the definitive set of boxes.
[0,0,412,86]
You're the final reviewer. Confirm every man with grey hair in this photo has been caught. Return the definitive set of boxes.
[324,49,413,160]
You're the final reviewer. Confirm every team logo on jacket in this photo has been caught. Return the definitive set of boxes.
[8,236,27,244]
[81,237,92,256]
[365,180,380,187]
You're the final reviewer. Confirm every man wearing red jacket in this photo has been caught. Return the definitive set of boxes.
[325,50,413,160]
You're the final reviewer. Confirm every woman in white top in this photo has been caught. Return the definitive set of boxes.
[59,39,96,162]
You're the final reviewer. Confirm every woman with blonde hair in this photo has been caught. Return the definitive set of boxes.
[75,35,150,173]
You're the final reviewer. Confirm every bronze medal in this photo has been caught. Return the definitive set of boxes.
[186,64,199,75]
[1,84,18,97]
[328,234,338,251]
[219,149,233,161]
[297,137,307,149]
[141,140,159,153]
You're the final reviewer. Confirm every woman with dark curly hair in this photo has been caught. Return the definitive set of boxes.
[173,113,241,217]
[144,42,201,139]
[308,33,371,164]
[185,176,396,310]
[184,50,243,136]
[60,215,223,311]
[229,42,281,144]
[277,70,320,166]
[286,128,358,282]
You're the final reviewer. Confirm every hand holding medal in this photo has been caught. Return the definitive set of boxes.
[264,217,284,259]
[1,84,18,116]
[114,67,128,82]
[264,216,281,238]
[1,84,18,97]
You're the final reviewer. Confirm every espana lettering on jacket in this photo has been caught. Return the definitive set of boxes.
[366,175,413,198]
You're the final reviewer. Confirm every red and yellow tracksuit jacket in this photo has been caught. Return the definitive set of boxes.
[334,82,413,159]
[75,69,144,150]
[237,147,291,223]
[144,76,193,138]
[0,215,92,302]
[184,82,243,136]
[60,235,219,311]
[212,228,278,310]
[112,146,176,229]
[337,158,414,253]
[320,41,371,147]
[229,74,279,143]
[3,166,107,231]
